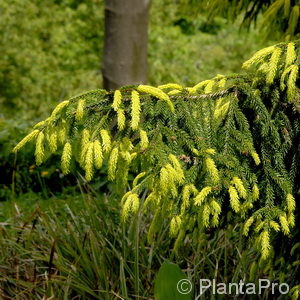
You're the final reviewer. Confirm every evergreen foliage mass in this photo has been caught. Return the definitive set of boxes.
[13,40,300,261]
[179,0,300,40]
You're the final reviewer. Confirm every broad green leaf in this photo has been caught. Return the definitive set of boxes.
[154,261,192,300]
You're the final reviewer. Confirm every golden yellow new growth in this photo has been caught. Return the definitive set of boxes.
[258,62,269,73]
[211,214,219,227]
[131,152,137,160]
[287,193,296,212]
[168,154,180,169]
[210,199,221,214]
[291,290,299,300]
[48,131,58,153]
[58,123,67,144]
[260,231,271,260]
[139,129,149,150]
[241,202,253,212]
[169,216,182,237]
[131,90,141,130]
[202,204,211,227]
[228,186,240,212]
[143,191,160,210]
[168,89,182,95]
[61,142,72,174]
[133,172,146,188]
[218,78,226,88]
[76,99,85,121]
[35,131,45,166]
[137,85,168,101]
[165,163,184,185]
[93,140,103,169]
[205,158,219,184]
[12,129,40,153]
[33,119,48,129]
[193,80,212,91]
[242,46,275,69]
[117,108,126,131]
[213,98,230,121]
[158,83,183,90]
[255,221,265,233]
[80,145,88,168]
[288,213,295,227]
[279,214,290,235]
[194,186,212,206]
[50,100,69,119]
[120,191,132,205]
[120,137,134,152]
[269,220,280,232]
[266,47,282,84]
[81,129,90,147]
[250,151,261,165]
[79,129,90,166]
[214,97,222,111]
[192,148,200,156]
[287,64,298,101]
[285,43,296,66]
[243,216,254,236]
[186,87,197,95]
[280,64,293,90]
[183,186,192,204]
[252,184,260,201]
[205,148,216,155]
[122,193,140,221]
[85,142,94,181]
[204,81,214,93]
[108,147,119,181]
[100,129,111,153]
[159,167,170,195]
[169,154,185,180]
[112,90,122,111]
[210,199,221,226]
[137,85,175,112]
[231,177,247,199]
[120,150,131,163]
[181,184,198,213]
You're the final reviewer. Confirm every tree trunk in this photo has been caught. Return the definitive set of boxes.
[102,0,151,91]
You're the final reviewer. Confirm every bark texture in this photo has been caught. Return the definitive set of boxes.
[103,0,151,90]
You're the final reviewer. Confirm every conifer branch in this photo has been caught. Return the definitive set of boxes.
[12,39,300,261]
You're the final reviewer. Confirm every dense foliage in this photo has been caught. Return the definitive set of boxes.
[14,41,300,265]
[179,0,300,40]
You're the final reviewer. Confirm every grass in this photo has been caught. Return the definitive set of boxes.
[1,191,122,299]
[1,182,298,299]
